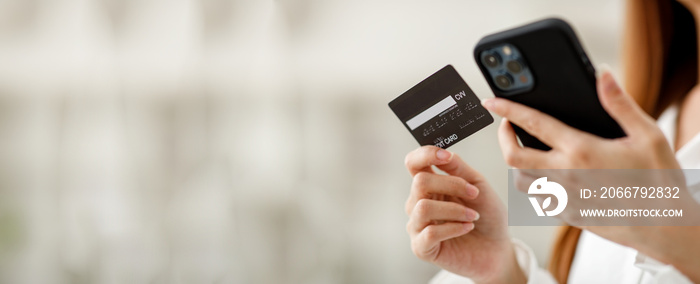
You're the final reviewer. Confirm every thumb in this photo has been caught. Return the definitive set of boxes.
[597,70,655,137]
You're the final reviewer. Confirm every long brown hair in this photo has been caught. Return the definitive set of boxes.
[548,1,698,283]
[624,0,697,117]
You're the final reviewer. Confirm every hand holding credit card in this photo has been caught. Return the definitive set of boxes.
[388,65,494,149]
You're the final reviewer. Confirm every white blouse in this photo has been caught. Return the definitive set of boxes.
[431,105,697,284]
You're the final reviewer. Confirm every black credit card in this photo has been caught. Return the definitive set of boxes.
[389,65,494,149]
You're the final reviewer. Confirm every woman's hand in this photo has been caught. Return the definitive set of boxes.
[482,70,700,282]
[404,146,525,284]
[482,71,680,170]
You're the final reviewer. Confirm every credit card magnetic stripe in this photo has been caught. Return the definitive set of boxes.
[405,96,457,130]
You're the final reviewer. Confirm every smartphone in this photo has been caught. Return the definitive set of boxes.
[474,18,625,150]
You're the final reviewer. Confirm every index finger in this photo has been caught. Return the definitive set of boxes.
[404,146,453,176]
[482,98,595,150]
[404,146,485,184]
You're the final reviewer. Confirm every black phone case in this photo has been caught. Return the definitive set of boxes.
[474,18,625,150]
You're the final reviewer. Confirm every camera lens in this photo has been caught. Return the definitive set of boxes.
[494,74,513,89]
[506,60,523,73]
[482,53,501,68]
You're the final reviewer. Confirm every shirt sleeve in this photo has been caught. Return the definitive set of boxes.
[428,239,558,284]
[634,253,693,284]
[630,177,696,284]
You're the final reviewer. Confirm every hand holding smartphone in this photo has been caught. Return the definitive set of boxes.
[474,18,626,150]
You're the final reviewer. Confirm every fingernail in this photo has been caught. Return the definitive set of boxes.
[473,212,480,221]
[468,184,480,198]
[481,98,495,109]
[436,149,452,161]
[596,63,612,77]
[465,222,475,231]
[603,72,619,93]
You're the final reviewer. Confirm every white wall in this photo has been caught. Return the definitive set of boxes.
[0,0,623,283]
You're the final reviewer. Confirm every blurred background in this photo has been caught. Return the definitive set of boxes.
[0,0,624,283]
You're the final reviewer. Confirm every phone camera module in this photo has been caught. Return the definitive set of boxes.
[494,74,513,89]
[506,60,522,73]
[482,53,501,68]
[480,44,534,93]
